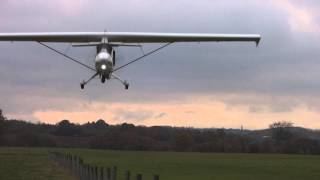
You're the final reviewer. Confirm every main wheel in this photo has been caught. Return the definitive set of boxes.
[80,83,85,89]
[124,82,129,90]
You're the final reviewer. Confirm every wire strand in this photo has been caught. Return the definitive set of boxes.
[37,42,96,72]
[112,42,173,72]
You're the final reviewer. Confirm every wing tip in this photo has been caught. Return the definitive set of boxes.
[255,36,261,47]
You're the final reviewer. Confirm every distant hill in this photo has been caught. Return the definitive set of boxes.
[0,110,319,154]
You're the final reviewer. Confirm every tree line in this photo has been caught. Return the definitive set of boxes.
[0,109,320,154]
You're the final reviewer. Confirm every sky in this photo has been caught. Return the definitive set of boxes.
[1,0,320,129]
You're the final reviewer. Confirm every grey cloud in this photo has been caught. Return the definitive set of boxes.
[185,111,195,114]
[155,112,167,119]
[113,109,154,122]
[271,105,295,113]
[249,106,264,113]
[1,0,320,117]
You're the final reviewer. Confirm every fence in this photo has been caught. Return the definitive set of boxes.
[49,152,160,180]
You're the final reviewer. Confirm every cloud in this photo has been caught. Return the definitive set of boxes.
[155,112,167,119]
[1,0,320,129]
[113,109,155,122]
[1,0,88,15]
[272,0,320,33]
[249,106,264,113]
[26,96,320,129]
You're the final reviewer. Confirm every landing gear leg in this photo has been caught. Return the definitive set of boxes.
[111,74,130,90]
[80,72,99,90]
[101,76,106,83]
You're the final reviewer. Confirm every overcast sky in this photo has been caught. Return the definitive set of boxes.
[1,0,320,129]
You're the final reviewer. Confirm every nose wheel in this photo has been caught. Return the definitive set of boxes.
[101,76,106,83]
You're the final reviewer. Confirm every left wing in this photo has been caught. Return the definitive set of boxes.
[0,32,261,45]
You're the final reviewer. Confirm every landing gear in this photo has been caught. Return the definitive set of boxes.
[80,72,99,90]
[124,81,129,90]
[112,74,130,90]
[101,76,106,83]
[37,40,172,91]
[80,72,130,90]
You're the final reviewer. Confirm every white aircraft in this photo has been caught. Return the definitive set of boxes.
[0,32,261,89]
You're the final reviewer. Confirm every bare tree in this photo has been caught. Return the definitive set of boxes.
[269,121,293,129]
[269,121,294,143]
[0,109,5,144]
[0,109,5,121]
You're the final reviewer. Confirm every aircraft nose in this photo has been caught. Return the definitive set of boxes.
[101,64,107,70]
[96,52,110,61]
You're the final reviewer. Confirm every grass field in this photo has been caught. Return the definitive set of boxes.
[1,147,320,180]
[0,147,76,180]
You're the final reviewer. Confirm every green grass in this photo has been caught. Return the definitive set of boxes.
[64,148,320,180]
[1,147,320,180]
[0,147,76,180]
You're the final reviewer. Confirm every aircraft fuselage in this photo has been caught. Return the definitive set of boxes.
[95,47,113,79]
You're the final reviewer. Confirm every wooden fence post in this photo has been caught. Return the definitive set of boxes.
[79,160,83,180]
[87,164,90,180]
[80,159,84,180]
[64,154,67,168]
[112,166,117,180]
[153,175,159,180]
[87,165,90,180]
[100,167,104,180]
[91,165,95,180]
[50,153,158,180]
[74,156,78,175]
[136,174,142,180]
[72,156,75,173]
[69,154,72,168]
[106,167,111,180]
[86,164,90,180]
[95,166,98,180]
[125,171,131,180]
[74,156,79,176]
[66,154,68,168]
[76,157,80,177]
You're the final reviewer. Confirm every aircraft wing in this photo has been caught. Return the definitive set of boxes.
[0,32,261,45]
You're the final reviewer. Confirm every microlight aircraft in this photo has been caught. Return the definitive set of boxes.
[0,32,261,89]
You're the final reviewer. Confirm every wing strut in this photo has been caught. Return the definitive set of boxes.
[112,42,173,72]
[37,42,96,72]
